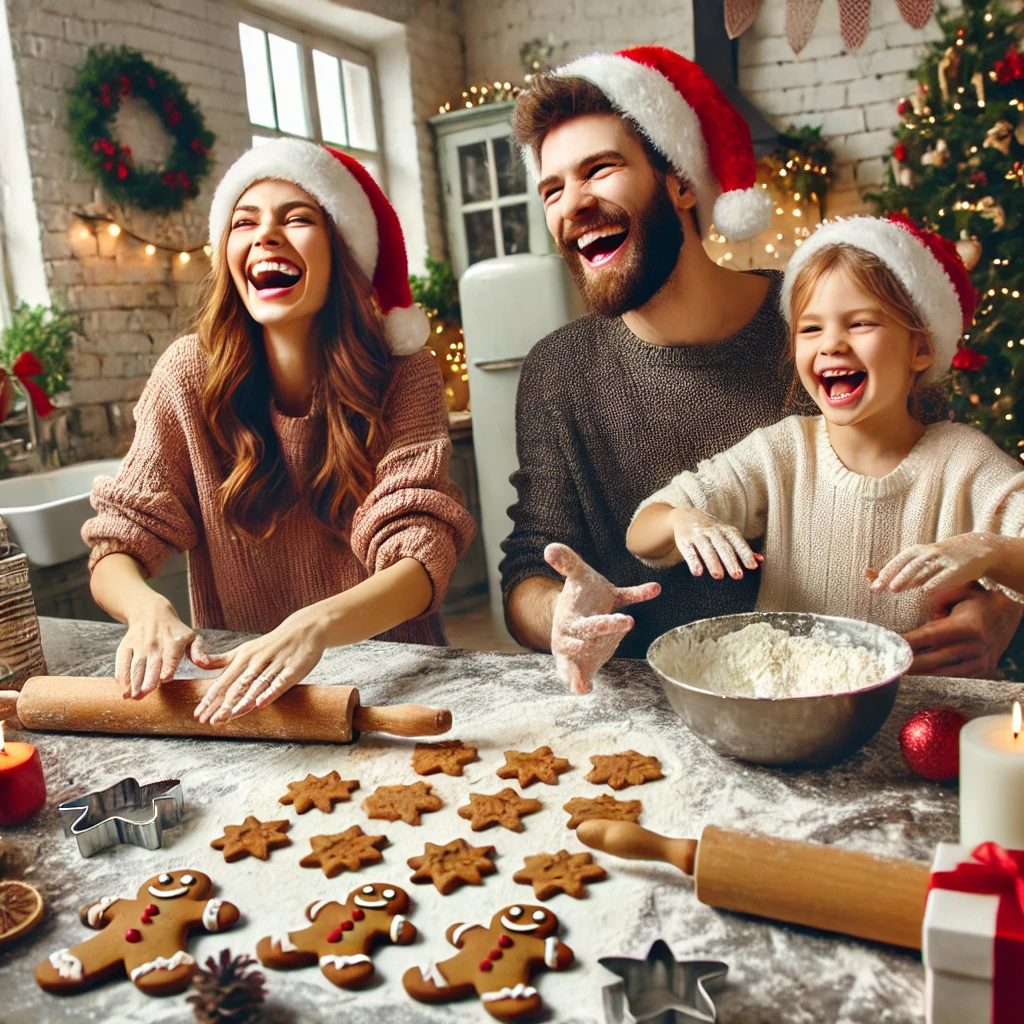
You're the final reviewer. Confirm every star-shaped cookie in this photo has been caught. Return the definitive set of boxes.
[412,739,479,777]
[585,751,663,790]
[563,794,643,831]
[496,746,571,788]
[513,850,608,900]
[457,788,542,832]
[299,826,388,878]
[278,771,360,814]
[363,782,443,826]
[407,838,496,894]
[210,815,292,861]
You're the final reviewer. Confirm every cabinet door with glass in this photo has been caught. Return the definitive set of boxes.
[432,103,550,278]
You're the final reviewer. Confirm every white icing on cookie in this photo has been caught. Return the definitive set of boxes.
[319,953,371,970]
[544,936,558,968]
[148,885,188,899]
[87,896,119,928]
[418,960,448,988]
[202,898,224,932]
[49,949,83,980]
[481,983,538,1002]
[129,951,195,981]
[308,899,330,921]
[500,915,540,932]
[354,895,388,909]
[390,914,406,942]
[451,922,477,947]
[273,934,298,953]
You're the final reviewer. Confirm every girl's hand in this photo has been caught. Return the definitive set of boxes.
[671,508,763,580]
[192,610,327,724]
[115,598,195,699]
[872,532,1000,594]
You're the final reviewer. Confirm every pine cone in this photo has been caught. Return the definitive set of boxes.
[187,949,266,1024]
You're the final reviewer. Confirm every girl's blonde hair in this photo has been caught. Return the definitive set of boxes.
[786,242,949,424]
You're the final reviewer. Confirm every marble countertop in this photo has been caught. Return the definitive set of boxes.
[1,617,1020,1024]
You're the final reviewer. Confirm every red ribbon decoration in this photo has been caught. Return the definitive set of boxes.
[928,843,1024,1024]
[12,352,54,418]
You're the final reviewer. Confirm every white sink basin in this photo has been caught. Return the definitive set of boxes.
[0,458,123,567]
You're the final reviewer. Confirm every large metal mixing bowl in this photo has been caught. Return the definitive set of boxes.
[647,611,913,766]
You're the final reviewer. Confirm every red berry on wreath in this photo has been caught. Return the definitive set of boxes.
[899,707,967,781]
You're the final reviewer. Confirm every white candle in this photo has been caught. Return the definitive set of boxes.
[959,702,1024,849]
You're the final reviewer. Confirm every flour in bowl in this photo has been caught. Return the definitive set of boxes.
[656,621,895,698]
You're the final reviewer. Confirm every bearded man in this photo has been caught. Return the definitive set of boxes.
[498,46,1021,693]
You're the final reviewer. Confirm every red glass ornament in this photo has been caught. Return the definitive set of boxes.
[899,707,967,781]
[894,142,908,163]
[951,346,987,371]
[897,98,908,115]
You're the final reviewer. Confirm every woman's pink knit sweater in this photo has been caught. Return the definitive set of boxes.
[81,336,476,645]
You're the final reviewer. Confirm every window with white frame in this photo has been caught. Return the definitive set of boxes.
[237,15,384,187]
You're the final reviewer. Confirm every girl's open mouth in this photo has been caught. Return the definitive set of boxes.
[818,368,867,406]
[247,260,303,298]
[576,226,629,268]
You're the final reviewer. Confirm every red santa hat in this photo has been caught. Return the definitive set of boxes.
[208,138,428,356]
[781,213,977,382]
[522,45,772,241]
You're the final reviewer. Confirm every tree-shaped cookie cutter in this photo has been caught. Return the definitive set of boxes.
[58,777,184,858]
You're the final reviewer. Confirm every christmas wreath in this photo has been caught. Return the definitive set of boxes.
[68,47,215,212]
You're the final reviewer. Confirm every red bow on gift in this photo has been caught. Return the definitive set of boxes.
[929,843,1024,1024]
[12,352,54,418]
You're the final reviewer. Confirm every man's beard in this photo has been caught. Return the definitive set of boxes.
[558,185,684,318]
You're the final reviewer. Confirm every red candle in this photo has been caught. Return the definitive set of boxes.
[0,720,46,825]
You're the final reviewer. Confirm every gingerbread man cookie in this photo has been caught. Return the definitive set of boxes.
[36,870,239,996]
[257,883,415,989]
[402,903,573,1022]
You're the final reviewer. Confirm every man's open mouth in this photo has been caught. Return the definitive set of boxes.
[818,367,867,405]
[574,226,629,268]
[247,259,303,292]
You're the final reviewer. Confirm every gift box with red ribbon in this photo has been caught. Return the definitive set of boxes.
[923,842,1024,1024]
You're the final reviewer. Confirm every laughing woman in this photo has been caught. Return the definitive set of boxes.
[82,140,476,724]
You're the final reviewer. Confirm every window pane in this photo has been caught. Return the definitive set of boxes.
[238,23,276,129]
[493,137,526,198]
[500,204,529,256]
[464,209,496,265]
[312,50,347,146]
[342,60,377,151]
[458,142,491,204]
[267,33,310,137]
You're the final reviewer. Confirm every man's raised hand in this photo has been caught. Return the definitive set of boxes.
[545,542,660,695]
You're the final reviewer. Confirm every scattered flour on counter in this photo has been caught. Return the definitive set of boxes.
[655,622,897,699]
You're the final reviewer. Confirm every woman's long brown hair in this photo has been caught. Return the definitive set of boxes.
[193,219,391,543]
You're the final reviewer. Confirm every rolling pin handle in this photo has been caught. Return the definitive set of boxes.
[351,703,453,737]
[576,819,698,876]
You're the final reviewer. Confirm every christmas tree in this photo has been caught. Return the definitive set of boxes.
[868,0,1024,456]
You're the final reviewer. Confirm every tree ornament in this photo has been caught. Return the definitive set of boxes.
[1007,161,1024,186]
[68,47,215,212]
[186,949,266,1024]
[970,70,985,107]
[994,45,1024,84]
[983,121,1014,155]
[977,195,1006,230]
[894,142,909,163]
[937,46,962,102]
[955,232,982,270]
[899,707,967,781]
[786,0,824,53]
[921,138,949,168]
[897,97,909,116]
[951,346,987,371]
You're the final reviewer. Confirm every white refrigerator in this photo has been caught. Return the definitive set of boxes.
[460,253,585,641]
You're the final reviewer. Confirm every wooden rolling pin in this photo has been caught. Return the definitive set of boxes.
[577,820,930,950]
[0,676,451,743]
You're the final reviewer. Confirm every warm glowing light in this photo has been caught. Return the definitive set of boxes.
[144,244,156,256]
[79,229,90,239]
[1014,701,1021,741]
[108,223,121,237]
[792,209,802,217]
[723,252,733,261]
[203,244,213,257]
[435,324,443,334]
[775,206,784,215]
[765,244,774,253]
[179,251,190,264]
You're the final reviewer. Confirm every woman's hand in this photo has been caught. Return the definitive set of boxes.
[671,508,762,580]
[872,532,1001,594]
[192,609,327,724]
[115,597,195,699]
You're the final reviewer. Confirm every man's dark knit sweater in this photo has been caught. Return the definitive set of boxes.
[499,269,795,659]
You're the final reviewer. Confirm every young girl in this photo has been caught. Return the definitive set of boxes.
[82,139,476,722]
[627,213,1024,635]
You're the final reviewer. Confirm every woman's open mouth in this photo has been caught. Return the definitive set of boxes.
[247,259,303,298]
[575,226,629,268]
[818,367,867,406]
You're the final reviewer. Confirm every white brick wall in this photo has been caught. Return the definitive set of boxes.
[3,0,465,460]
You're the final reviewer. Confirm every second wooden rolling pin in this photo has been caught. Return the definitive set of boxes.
[0,676,452,743]
[577,820,930,949]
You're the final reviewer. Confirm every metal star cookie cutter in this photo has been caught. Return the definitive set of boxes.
[600,939,728,1024]
[58,777,184,858]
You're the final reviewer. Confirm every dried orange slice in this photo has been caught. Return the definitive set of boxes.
[0,880,44,947]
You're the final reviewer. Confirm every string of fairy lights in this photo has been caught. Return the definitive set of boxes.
[71,211,212,264]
